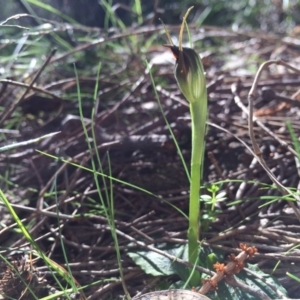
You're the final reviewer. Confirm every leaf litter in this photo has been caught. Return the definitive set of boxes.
[0,21,300,299]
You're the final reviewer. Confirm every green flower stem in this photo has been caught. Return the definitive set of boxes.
[165,45,207,285]
[164,6,207,286]
[188,88,207,281]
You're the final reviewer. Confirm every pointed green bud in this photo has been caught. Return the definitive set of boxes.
[165,45,206,104]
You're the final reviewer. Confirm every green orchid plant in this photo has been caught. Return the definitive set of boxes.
[164,7,208,285]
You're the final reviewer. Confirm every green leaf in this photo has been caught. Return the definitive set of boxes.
[209,264,288,300]
[127,245,188,277]
[242,264,287,297]
[127,244,219,285]
[129,244,288,299]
